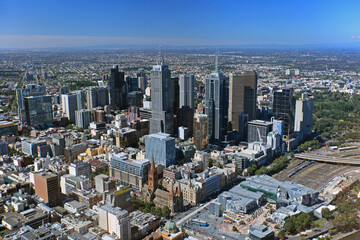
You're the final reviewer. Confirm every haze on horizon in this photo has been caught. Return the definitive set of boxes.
[1,0,360,49]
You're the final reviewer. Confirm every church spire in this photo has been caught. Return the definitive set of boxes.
[148,155,157,189]
[169,182,174,200]
[176,182,182,197]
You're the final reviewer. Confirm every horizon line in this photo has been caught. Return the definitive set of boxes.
[0,35,360,50]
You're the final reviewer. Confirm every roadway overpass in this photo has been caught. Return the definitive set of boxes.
[294,153,360,166]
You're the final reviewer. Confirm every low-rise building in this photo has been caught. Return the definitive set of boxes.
[61,215,93,235]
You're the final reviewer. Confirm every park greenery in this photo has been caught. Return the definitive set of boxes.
[284,212,313,235]
[296,139,321,152]
[323,180,360,235]
[312,91,360,141]
[131,196,171,218]
[67,80,97,91]
[247,154,292,176]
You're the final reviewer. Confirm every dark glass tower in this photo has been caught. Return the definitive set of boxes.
[109,65,127,110]
[273,88,295,137]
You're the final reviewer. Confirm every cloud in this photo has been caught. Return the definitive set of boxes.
[0,35,247,49]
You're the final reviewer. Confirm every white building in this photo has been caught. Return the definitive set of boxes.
[98,204,131,240]
[62,93,78,123]
[294,92,313,136]
[179,74,195,109]
[69,161,91,178]
[60,174,91,195]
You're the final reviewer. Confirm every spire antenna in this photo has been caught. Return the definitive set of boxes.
[215,50,219,73]
[158,44,164,65]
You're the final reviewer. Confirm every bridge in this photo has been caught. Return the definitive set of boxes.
[294,153,360,166]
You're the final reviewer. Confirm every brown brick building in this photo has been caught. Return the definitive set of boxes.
[34,172,60,207]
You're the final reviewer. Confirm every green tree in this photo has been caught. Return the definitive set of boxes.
[155,207,162,217]
[209,158,215,167]
[247,164,258,176]
[284,216,297,234]
[321,208,333,220]
[332,213,359,233]
[161,206,171,218]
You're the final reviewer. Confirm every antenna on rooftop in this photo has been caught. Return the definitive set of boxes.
[215,50,219,73]
[158,44,164,65]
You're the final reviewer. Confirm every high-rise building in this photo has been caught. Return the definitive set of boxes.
[75,109,93,129]
[109,65,127,110]
[34,172,60,207]
[98,204,131,240]
[193,113,208,150]
[273,88,295,138]
[126,76,139,92]
[294,92,313,136]
[205,54,229,142]
[74,90,85,110]
[24,95,53,126]
[179,74,195,109]
[238,113,249,141]
[145,132,176,167]
[171,76,180,114]
[128,91,143,107]
[149,49,174,135]
[86,87,109,110]
[16,84,47,123]
[228,71,257,131]
[62,93,78,123]
[137,68,147,92]
[61,86,70,94]
[176,106,194,137]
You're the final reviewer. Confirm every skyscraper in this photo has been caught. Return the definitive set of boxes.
[24,95,53,126]
[149,48,174,134]
[86,87,109,109]
[171,76,180,114]
[228,71,257,131]
[137,68,147,92]
[16,84,46,123]
[126,76,139,92]
[109,65,127,110]
[62,93,78,123]
[75,109,93,129]
[204,53,229,142]
[294,92,313,136]
[145,132,176,167]
[179,74,195,109]
[273,88,295,138]
[74,90,85,110]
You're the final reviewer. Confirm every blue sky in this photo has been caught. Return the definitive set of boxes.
[0,0,360,48]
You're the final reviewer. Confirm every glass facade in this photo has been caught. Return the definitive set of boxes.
[24,95,53,126]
